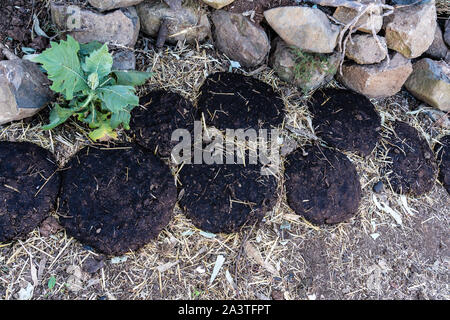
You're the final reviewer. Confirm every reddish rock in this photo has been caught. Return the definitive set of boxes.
[346,34,387,65]
[338,53,413,98]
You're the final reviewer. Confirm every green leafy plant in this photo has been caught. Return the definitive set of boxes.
[291,47,336,92]
[48,276,56,290]
[32,36,152,141]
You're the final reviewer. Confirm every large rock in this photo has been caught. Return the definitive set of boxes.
[425,26,448,60]
[383,1,437,58]
[264,6,340,53]
[405,59,450,111]
[202,0,235,9]
[137,0,210,44]
[338,53,413,98]
[333,0,383,34]
[212,10,270,67]
[346,34,387,64]
[88,0,144,11]
[112,50,136,70]
[0,59,53,125]
[51,4,140,47]
[271,38,340,92]
[445,19,450,47]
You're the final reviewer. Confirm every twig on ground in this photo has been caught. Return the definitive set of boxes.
[0,43,19,60]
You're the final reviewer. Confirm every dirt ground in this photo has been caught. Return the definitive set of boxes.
[0,0,449,300]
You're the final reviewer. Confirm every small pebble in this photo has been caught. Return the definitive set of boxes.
[373,181,384,193]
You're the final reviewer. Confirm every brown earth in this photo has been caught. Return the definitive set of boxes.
[284,145,362,225]
[130,90,196,158]
[0,0,50,60]
[309,88,381,157]
[382,121,438,196]
[178,162,278,233]
[197,72,285,130]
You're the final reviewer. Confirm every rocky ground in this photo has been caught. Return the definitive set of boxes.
[0,0,449,300]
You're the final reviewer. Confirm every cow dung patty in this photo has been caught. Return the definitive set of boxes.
[284,145,361,225]
[178,163,278,233]
[197,72,285,130]
[383,121,437,196]
[59,145,177,255]
[434,135,449,194]
[309,88,381,156]
[0,141,60,242]
[130,90,196,157]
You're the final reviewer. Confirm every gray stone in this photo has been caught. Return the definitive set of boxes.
[112,50,136,70]
[445,18,450,47]
[137,0,210,44]
[405,58,450,111]
[338,53,413,98]
[88,0,144,11]
[383,1,437,58]
[212,10,270,67]
[51,4,140,47]
[271,38,339,92]
[346,34,387,65]
[0,59,53,125]
[425,25,448,60]
[264,6,340,53]
[202,0,235,9]
[373,181,384,193]
[333,0,384,34]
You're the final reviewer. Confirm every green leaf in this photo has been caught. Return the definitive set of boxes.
[89,121,118,141]
[82,43,113,81]
[31,35,87,100]
[110,110,131,129]
[96,85,139,113]
[41,104,76,130]
[79,41,103,57]
[113,70,152,86]
[48,276,56,290]
[84,107,98,126]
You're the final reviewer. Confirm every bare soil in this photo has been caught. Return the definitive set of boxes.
[0,141,60,242]
[59,145,177,256]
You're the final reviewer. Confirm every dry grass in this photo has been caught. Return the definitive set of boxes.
[436,0,450,17]
[0,1,449,301]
